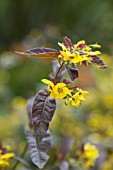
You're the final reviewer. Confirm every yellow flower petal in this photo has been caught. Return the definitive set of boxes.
[1,153,15,160]
[88,51,101,56]
[60,51,71,61]
[76,40,86,46]
[84,46,91,51]
[89,44,101,48]
[58,42,67,51]
[41,79,54,86]
[41,79,55,92]
[71,99,80,107]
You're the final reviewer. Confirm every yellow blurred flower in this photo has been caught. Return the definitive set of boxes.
[83,143,99,169]
[41,79,71,99]
[0,151,14,169]
[84,143,99,159]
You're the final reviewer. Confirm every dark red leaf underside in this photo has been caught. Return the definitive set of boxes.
[64,36,73,51]
[15,47,60,59]
[66,65,79,81]
[91,56,107,69]
[32,89,56,144]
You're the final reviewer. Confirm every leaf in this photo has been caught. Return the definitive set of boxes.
[49,60,66,83]
[64,36,73,51]
[15,47,60,59]
[58,137,73,161]
[25,128,51,169]
[26,97,34,128]
[66,65,79,81]
[91,56,107,69]
[32,89,56,144]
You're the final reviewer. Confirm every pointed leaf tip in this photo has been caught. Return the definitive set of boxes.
[15,47,60,59]
[25,128,51,169]
[91,56,107,69]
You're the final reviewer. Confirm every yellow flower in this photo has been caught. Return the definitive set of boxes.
[60,51,83,64]
[84,143,99,159]
[52,83,71,99]
[85,160,95,169]
[41,79,71,99]
[83,143,99,169]
[70,90,89,107]
[0,152,14,168]
[58,39,102,66]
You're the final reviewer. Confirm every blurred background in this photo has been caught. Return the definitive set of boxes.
[0,0,113,169]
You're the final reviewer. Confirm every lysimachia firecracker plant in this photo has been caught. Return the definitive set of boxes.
[16,36,106,169]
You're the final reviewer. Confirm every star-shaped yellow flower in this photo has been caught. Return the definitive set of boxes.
[41,79,71,99]
[70,89,89,107]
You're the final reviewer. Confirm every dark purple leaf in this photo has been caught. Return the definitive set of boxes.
[64,36,73,51]
[25,128,51,169]
[15,47,60,59]
[26,97,34,128]
[49,60,66,83]
[32,89,56,144]
[66,65,79,81]
[58,137,73,161]
[91,56,107,69]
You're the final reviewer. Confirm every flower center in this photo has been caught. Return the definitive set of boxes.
[58,88,63,93]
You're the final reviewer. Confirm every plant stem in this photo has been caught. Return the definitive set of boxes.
[55,61,65,80]
[12,143,28,170]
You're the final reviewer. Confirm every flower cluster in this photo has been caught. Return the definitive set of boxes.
[0,145,14,169]
[82,143,99,169]
[41,79,88,107]
[58,38,101,65]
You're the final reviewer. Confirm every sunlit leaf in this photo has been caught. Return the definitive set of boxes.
[32,89,56,144]
[66,65,79,81]
[25,128,51,169]
[91,56,107,69]
[15,47,60,59]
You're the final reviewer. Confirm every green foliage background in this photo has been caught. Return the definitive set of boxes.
[0,0,113,169]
